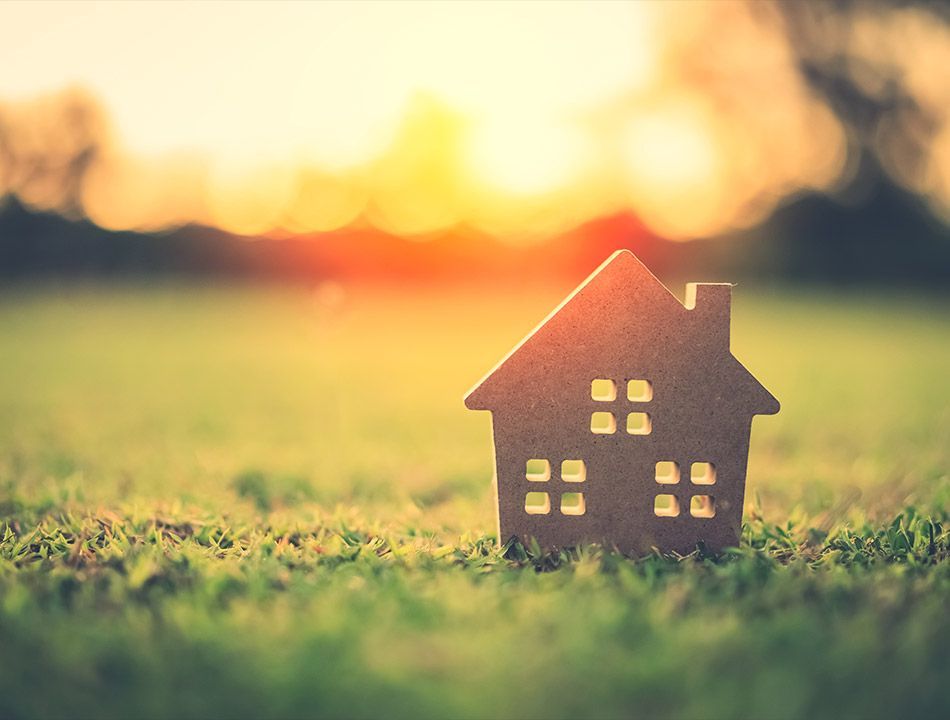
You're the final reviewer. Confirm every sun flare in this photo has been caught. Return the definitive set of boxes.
[5,1,944,240]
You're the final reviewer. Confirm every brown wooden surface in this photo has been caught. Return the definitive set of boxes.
[466,250,779,555]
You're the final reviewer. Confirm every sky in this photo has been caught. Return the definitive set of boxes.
[0,2,651,171]
[0,1,947,240]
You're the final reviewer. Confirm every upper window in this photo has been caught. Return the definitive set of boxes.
[627,379,653,402]
[590,379,617,402]
[590,377,653,435]
[590,411,617,434]
[626,412,652,435]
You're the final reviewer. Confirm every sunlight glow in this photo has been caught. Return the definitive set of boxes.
[207,160,297,237]
[621,100,724,238]
[623,102,718,197]
[8,1,941,241]
[467,119,589,196]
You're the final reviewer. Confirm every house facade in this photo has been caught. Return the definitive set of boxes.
[464,250,779,555]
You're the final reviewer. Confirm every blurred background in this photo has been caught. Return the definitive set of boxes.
[1,0,949,285]
[1,6,949,717]
[0,0,949,516]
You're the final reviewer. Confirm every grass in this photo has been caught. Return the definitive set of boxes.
[0,281,948,719]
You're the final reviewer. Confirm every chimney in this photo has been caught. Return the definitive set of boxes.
[684,283,732,349]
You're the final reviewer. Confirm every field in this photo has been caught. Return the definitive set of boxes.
[0,281,948,719]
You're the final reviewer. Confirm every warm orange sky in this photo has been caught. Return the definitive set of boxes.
[0,2,652,172]
[1,1,948,240]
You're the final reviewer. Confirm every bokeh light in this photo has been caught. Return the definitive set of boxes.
[0,1,948,242]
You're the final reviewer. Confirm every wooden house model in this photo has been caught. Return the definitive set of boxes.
[464,250,779,555]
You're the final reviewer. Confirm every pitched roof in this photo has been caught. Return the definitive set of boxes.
[464,249,779,415]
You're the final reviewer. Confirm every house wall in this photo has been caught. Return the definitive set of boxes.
[469,253,772,555]
[489,373,756,555]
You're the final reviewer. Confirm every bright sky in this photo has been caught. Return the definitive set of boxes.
[0,2,652,170]
[0,1,870,239]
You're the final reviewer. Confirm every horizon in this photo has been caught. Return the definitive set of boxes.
[3,1,948,246]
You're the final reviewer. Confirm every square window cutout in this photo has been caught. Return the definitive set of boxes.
[561,460,586,483]
[655,461,680,484]
[525,492,551,515]
[690,495,716,518]
[591,379,617,402]
[525,459,551,482]
[627,379,653,402]
[591,412,617,434]
[690,462,716,485]
[654,494,679,517]
[560,492,586,516]
[626,412,652,435]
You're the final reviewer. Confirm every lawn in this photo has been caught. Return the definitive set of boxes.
[0,280,948,719]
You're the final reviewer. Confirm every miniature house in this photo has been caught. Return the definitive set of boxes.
[464,250,779,555]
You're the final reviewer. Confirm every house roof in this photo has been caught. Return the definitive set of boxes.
[464,249,779,416]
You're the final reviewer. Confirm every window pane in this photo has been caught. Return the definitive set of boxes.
[526,459,551,482]
[560,492,586,516]
[591,379,617,402]
[654,494,680,517]
[626,412,652,435]
[690,495,716,518]
[627,379,653,402]
[561,460,586,483]
[590,412,617,434]
[690,462,716,485]
[525,492,551,515]
[655,461,679,484]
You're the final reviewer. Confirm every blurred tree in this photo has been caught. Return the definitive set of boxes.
[0,88,108,217]
[778,0,950,220]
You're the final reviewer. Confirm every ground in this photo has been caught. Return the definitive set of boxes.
[0,281,948,720]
